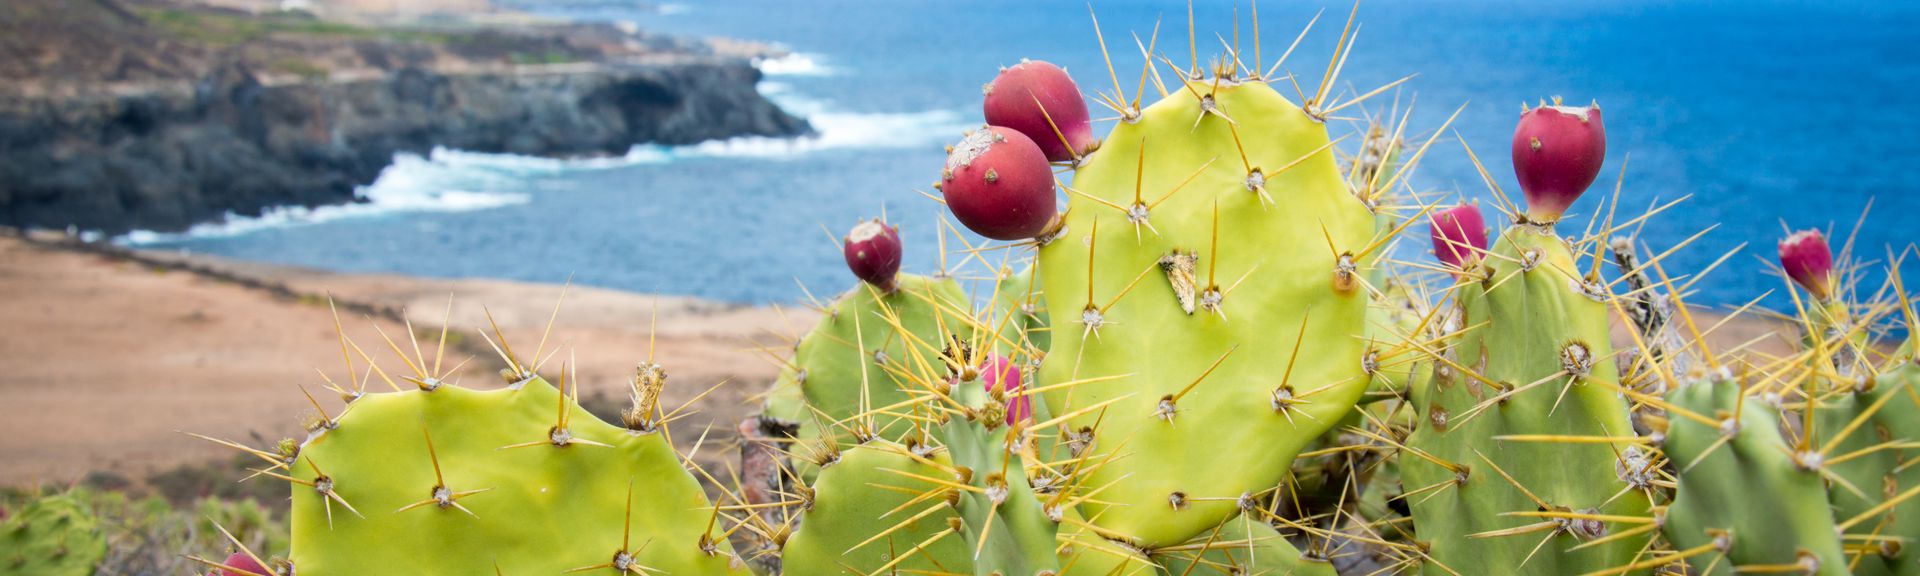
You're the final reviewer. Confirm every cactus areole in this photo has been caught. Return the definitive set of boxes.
[983,59,1096,162]
[842,218,903,293]
[941,126,1059,241]
[1512,102,1605,223]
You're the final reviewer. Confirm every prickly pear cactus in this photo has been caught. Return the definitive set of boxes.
[1052,508,1157,576]
[0,492,106,576]
[1035,73,1377,548]
[1665,373,1848,575]
[1150,513,1336,576]
[283,372,746,574]
[780,441,976,574]
[1400,224,1653,574]
[1813,346,1920,575]
[992,265,1050,356]
[773,273,973,444]
[777,283,1064,575]
[939,375,1061,575]
[783,379,1067,576]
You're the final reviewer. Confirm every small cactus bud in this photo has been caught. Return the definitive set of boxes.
[979,353,1029,426]
[842,219,902,293]
[982,60,1094,162]
[1428,203,1489,275]
[941,126,1058,240]
[219,553,270,576]
[1778,229,1834,301]
[1512,102,1605,223]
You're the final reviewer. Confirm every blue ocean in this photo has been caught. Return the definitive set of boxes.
[129,0,1920,308]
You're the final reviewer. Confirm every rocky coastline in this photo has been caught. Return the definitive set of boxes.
[0,1,810,235]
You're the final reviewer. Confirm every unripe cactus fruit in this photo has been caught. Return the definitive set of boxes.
[941,126,1058,240]
[983,59,1095,162]
[979,353,1028,425]
[1428,203,1488,275]
[1512,102,1605,222]
[216,552,271,576]
[842,218,902,293]
[1778,229,1834,301]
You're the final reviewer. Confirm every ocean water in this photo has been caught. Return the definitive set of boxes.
[129,0,1920,308]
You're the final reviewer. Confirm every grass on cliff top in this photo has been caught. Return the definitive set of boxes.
[136,7,461,46]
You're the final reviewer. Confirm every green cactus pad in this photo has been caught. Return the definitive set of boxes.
[780,441,974,575]
[1665,374,1848,575]
[781,274,974,444]
[1149,513,1335,576]
[1055,506,1157,576]
[1815,362,1920,575]
[0,492,106,576]
[1036,75,1376,548]
[286,377,745,575]
[992,265,1050,357]
[1401,225,1652,575]
[939,376,1061,575]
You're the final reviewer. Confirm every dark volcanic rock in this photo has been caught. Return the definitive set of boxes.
[0,60,808,234]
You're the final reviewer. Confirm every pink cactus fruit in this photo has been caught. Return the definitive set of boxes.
[218,553,271,576]
[842,218,902,293]
[979,353,1029,426]
[982,59,1095,162]
[1511,102,1606,223]
[1429,203,1489,275]
[1778,229,1835,301]
[940,126,1058,241]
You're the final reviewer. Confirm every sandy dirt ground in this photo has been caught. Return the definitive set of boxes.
[0,233,1809,489]
[0,236,816,487]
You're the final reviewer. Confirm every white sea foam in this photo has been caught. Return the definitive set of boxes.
[686,84,972,158]
[754,53,835,77]
[120,153,531,245]
[428,146,673,172]
[680,109,971,158]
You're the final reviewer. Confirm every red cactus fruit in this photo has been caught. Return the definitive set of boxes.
[1778,229,1835,301]
[219,553,271,576]
[1429,203,1489,275]
[983,59,1095,162]
[1512,102,1605,223]
[843,218,902,293]
[941,126,1058,241]
[979,354,1029,426]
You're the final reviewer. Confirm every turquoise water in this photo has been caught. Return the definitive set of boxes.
[131,0,1920,307]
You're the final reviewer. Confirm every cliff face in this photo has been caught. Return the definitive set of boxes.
[0,0,810,235]
[0,60,807,235]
